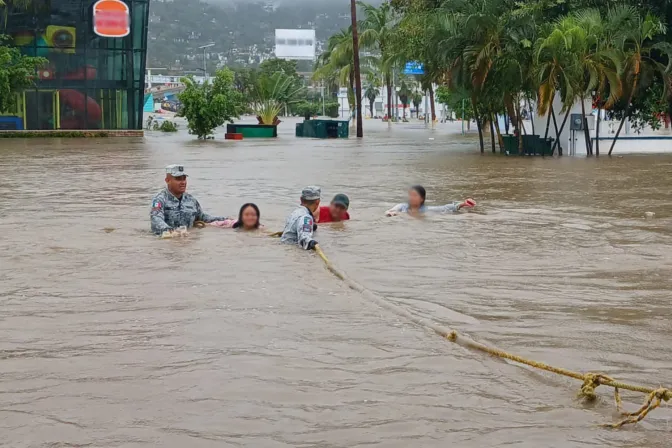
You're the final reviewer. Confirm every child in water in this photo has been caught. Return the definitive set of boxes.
[210,203,263,230]
[386,185,475,216]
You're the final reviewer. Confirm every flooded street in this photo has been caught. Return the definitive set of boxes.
[1,119,671,447]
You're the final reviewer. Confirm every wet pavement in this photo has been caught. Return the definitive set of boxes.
[1,118,671,447]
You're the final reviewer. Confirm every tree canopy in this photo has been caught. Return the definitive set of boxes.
[0,35,46,113]
[177,68,245,139]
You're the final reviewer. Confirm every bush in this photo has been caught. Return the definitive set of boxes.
[295,101,320,118]
[157,120,178,132]
[324,101,340,118]
[177,69,244,139]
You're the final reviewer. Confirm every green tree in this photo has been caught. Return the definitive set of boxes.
[436,85,474,125]
[0,36,46,113]
[177,68,244,139]
[398,78,411,118]
[314,28,357,116]
[607,7,671,155]
[412,90,422,118]
[259,58,300,80]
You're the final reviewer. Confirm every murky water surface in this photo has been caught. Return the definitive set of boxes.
[1,119,671,447]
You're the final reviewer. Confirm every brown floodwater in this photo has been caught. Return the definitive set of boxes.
[1,119,671,447]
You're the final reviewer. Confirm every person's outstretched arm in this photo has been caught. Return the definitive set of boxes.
[195,200,227,223]
[425,198,476,213]
[385,203,405,216]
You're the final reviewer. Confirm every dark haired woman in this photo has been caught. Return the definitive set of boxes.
[210,203,263,230]
[385,185,475,216]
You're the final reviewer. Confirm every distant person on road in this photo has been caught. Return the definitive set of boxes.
[317,194,350,224]
[150,164,227,236]
[281,186,321,250]
[385,185,475,217]
[210,203,263,231]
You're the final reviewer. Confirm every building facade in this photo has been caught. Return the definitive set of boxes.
[2,0,149,130]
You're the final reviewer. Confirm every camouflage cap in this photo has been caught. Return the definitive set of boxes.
[166,164,188,177]
[301,186,321,201]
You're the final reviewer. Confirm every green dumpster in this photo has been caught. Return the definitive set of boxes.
[522,135,538,155]
[295,119,349,138]
[502,135,519,154]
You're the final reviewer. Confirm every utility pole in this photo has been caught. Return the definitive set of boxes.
[350,0,363,137]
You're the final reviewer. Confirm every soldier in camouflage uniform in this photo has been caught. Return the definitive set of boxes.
[281,186,321,250]
[150,164,227,235]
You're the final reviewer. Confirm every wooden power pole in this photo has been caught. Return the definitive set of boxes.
[350,0,363,138]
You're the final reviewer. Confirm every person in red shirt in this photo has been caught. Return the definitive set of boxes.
[317,194,350,223]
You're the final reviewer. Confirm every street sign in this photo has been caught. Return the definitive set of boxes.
[403,61,424,75]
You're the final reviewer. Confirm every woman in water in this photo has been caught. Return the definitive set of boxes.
[386,185,475,216]
[210,203,263,230]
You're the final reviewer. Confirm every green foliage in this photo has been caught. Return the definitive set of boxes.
[295,101,321,118]
[252,72,305,124]
[177,68,244,139]
[324,101,340,118]
[436,85,474,120]
[259,59,300,79]
[157,120,178,132]
[0,35,46,113]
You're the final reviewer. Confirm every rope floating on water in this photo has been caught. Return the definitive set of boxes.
[313,244,670,428]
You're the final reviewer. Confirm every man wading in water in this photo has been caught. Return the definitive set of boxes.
[280,186,321,250]
[150,164,227,237]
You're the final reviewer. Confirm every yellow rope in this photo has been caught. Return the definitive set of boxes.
[313,244,670,428]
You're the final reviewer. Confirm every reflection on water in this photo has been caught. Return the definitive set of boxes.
[1,119,671,447]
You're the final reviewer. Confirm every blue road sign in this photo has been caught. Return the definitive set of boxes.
[403,61,424,75]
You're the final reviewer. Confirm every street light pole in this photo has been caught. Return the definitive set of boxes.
[350,0,363,138]
[198,43,215,79]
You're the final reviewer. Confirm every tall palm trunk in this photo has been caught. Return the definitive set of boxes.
[348,70,355,124]
[515,101,524,154]
[472,96,484,153]
[580,98,592,156]
[385,74,392,120]
[551,105,561,154]
[551,109,571,156]
[609,72,640,156]
[493,113,504,151]
[544,107,552,139]
[595,108,600,156]
[429,84,436,127]
[489,112,496,153]
[527,98,535,135]
[369,100,374,118]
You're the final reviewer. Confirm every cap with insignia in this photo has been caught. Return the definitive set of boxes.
[165,164,188,177]
[301,186,321,201]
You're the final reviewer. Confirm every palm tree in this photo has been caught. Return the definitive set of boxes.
[314,27,376,123]
[607,7,671,155]
[535,18,584,156]
[566,9,623,156]
[359,1,396,124]
[364,76,381,118]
